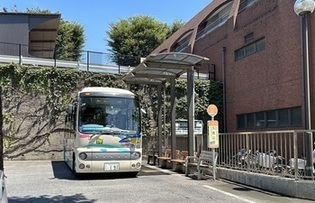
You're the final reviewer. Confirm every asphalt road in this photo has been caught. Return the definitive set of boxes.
[3,160,314,203]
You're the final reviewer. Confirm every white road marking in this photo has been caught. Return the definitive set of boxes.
[203,185,257,203]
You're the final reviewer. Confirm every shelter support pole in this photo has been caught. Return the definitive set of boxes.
[187,67,195,156]
[170,78,177,158]
[157,84,163,157]
[163,87,167,148]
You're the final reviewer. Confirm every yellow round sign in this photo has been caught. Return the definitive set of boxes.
[207,104,218,117]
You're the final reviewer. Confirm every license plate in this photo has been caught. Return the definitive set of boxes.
[104,163,120,171]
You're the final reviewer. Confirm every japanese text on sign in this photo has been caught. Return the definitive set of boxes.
[208,120,219,148]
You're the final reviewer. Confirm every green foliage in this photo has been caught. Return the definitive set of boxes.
[160,79,223,137]
[166,19,185,38]
[55,20,85,61]
[26,7,52,14]
[80,72,126,88]
[107,15,185,67]
[164,79,223,120]
[138,79,223,150]
[107,15,169,66]
[0,63,223,159]
[0,64,123,159]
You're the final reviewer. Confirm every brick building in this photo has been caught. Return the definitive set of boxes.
[152,0,314,132]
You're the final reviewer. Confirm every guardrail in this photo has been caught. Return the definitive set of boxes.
[0,54,132,74]
[0,54,209,79]
[218,130,315,180]
[0,41,212,79]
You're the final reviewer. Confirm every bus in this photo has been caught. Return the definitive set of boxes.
[64,87,142,177]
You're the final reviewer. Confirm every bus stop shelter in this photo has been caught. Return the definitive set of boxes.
[122,52,209,158]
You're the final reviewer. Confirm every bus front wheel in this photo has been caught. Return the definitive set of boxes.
[72,153,81,178]
[129,172,138,178]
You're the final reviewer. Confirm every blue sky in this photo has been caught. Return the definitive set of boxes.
[0,0,211,53]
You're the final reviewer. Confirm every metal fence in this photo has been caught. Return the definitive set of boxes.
[0,41,210,79]
[217,130,315,180]
[0,41,134,74]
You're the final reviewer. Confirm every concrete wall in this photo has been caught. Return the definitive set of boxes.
[3,93,65,161]
[218,167,315,201]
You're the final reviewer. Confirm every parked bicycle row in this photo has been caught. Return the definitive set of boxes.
[217,130,315,180]
[219,148,314,176]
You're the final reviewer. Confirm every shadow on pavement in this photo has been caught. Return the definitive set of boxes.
[50,161,170,180]
[51,161,75,180]
[138,165,171,176]
[9,193,96,203]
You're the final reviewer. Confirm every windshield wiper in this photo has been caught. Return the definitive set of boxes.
[89,128,130,140]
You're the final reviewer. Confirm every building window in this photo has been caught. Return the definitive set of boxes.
[244,33,254,43]
[291,107,302,126]
[267,110,277,127]
[239,0,259,13]
[196,1,233,41]
[171,30,193,52]
[278,109,289,127]
[235,38,265,61]
[256,112,265,128]
[238,114,246,129]
[247,113,255,128]
[237,107,302,130]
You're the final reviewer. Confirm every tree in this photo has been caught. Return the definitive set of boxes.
[107,15,184,67]
[0,64,126,170]
[55,20,85,61]
[166,19,185,39]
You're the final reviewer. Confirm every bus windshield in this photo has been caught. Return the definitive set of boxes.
[79,96,140,134]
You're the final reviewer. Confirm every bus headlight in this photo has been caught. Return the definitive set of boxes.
[79,152,87,160]
[79,164,85,169]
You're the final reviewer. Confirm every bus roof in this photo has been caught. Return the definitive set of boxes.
[80,87,135,96]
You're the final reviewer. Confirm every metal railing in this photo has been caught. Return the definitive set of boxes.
[0,54,133,74]
[218,130,315,180]
[0,41,210,79]
[0,41,134,74]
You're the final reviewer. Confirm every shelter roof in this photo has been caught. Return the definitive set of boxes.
[122,52,209,85]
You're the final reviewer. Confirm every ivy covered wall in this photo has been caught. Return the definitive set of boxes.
[0,63,222,160]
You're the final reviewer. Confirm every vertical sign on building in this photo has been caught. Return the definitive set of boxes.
[206,104,219,148]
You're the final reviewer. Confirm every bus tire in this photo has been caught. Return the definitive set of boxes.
[72,153,80,178]
[129,172,138,177]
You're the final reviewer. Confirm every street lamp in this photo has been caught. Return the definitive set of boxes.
[294,0,315,176]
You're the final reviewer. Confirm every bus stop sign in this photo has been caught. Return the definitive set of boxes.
[207,104,218,118]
